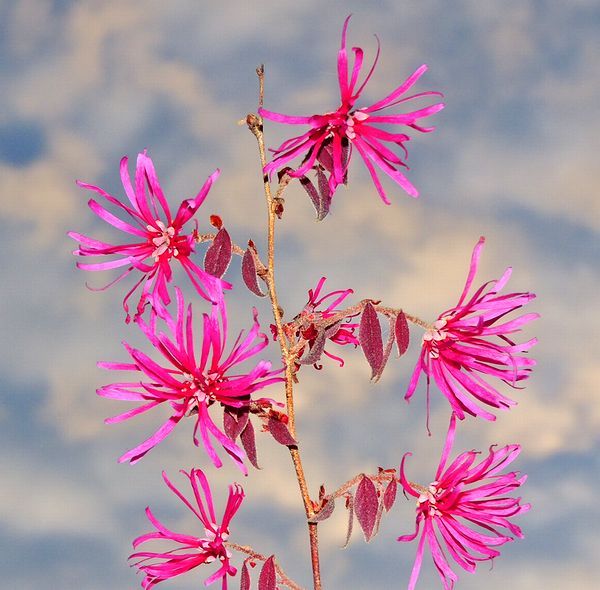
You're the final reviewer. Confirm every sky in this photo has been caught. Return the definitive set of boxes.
[1,0,599,589]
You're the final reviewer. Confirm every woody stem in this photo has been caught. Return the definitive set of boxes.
[246,64,323,590]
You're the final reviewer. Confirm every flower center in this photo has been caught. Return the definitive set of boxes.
[147,220,178,261]
[415,481,445,517]
[182,372,224,412]
[422,318,449,359]
[344,110,369,140]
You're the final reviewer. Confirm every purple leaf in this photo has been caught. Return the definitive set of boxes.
[395,311,410,356]
[354,476,379,542]
[372,316,395,383]
[240,561,251,590]
[317,141,334,171]
[267,417,297,446]
[258,556,276,590]
[359,303,384,379]
[204,227,232,278]
[242,247,266,297]
[383,477,398,512]
[298,329,327,365]
[372,496,385,539]
[223,409,250,441]
[299,175,321,214]
[240,420,259,469]
[342,494,354,549]
[315,166,332,220]
[309,497,335,523]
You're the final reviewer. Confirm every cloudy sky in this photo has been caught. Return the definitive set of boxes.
[1,1,598,589]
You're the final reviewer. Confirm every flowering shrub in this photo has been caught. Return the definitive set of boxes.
[71,15,536,590]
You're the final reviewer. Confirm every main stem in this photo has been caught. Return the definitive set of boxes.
[247,65,323,590]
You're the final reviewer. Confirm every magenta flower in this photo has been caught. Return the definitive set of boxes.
[69,151,227,322]
[130,469,244,590]
[398,414,530,590]
[259,16,444,204]
[405,237,539,421]
[97,288,283,472]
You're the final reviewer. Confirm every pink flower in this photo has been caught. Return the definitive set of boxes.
[97,288,283,472]
[406,237,538,421]
[69,151,227,322]
[130,469,244,590]
[398,414,530,590]
[259,16,444,204]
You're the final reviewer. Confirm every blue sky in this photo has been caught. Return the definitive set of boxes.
[1,1,599,589]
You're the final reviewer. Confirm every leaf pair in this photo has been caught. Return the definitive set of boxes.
[344,473,398,546]
[240,556,277,590]
[359,304,410,381]
[204,226,266,297]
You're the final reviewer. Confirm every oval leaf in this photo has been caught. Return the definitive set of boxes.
[354,476,379,542]
[267,416,297,446]
[299,174,321,216]
[204,227,232,278]
[395,311,410,356]
[258,556,276,590]
[315,166,332,220]
[383,477,398,512]
[240,420,259,469]
[372,316,396,383]
[242,247,266,297]
[359,303,384,378]
[309,497,335,523]
[240,561,251,590]
[224,409,250,441]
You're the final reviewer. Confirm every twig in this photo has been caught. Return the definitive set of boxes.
[246,65,323,590]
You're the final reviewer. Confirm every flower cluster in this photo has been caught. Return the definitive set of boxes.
[399,414,530,590]
[98,287,282,473]
[406,237,538,421]
[67,16,536,590]
[130,469,244,589]
[69,151,227,322]
[260,15,444,205]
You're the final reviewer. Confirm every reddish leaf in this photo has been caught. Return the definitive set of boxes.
[354,476,379,542]
[395,311,410,356]
[342,494,354,549]
[240,420,259,469]
[242,247,266,297]
[299,175,320,215]
[317,142,333,170]
[383,477,398,512]
[240,561,251,590]
[359,303,384,378]
[372,316,396,383]
[223,409,249,441]
[309,497,335,523]
[298,329,327,366]
[315,166,332,220]
[267,417,297,446]
[258,556,276,590]
[209,214,223,230]
[204,228,232,278]
[370,496,385,541]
